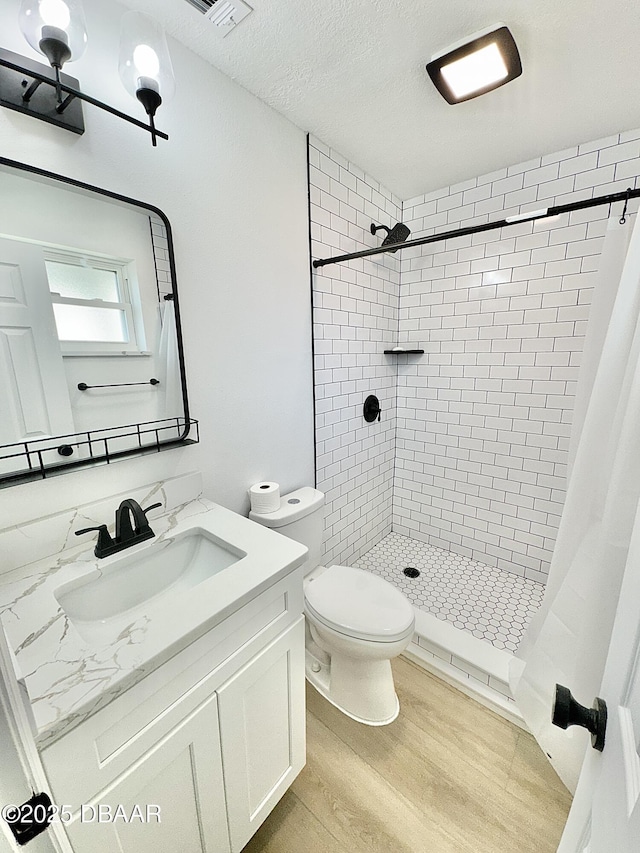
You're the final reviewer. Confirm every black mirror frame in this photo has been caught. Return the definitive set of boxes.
[0,156,196,487]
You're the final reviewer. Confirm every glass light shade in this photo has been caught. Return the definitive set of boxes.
[119,12,175,103]
[19,0,88,64]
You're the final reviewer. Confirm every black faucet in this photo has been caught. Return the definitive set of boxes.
[75,499,162,558]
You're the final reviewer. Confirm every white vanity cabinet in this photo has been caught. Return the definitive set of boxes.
[38,572,306,853]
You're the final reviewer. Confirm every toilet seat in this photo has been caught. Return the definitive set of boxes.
[304,565,414,643]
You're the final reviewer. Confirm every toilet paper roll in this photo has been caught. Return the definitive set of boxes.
[249,482,281,514]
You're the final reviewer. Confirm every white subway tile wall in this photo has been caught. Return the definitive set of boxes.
[150,219,172,299]
[309,136,402,566]
[310,129,640,581]
[396,129,640,580]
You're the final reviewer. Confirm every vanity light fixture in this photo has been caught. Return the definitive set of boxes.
[118,12,175,147]
[426,24,522,104]
[0,0,170,144]
[19,0,87,102]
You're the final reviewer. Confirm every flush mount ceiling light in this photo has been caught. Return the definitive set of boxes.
[426,24,522,104]
[0,0,172,145]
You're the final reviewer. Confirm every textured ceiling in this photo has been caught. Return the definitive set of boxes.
[120,0,640,199]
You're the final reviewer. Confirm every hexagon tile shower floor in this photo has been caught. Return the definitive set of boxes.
[352,533,544,652]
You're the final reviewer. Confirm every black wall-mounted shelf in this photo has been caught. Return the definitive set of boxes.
[0,417,199,487]
[383,347,424,354]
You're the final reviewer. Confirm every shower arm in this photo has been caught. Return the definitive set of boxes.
[312,186,640,269]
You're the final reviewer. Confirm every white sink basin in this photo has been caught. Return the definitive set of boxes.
[55,527,246,644]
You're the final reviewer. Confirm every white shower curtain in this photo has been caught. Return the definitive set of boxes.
[510,209,640,792]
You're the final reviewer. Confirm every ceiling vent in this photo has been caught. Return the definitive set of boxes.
[184,0,253,35]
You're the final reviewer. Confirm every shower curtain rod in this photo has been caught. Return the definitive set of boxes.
[312,186,640,269]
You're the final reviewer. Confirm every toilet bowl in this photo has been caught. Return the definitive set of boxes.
[250,488,415,725]
[304,563,414,724]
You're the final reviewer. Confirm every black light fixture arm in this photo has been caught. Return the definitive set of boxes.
[0,48,168,142]
[53,65,64,106]
[21,76,42,102]
[136,86,163,147]
[18,64,72,114]
[38,35,71,107]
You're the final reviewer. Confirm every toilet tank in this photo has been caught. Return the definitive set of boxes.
[249,487,325,576]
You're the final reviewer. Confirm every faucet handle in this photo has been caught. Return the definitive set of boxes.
[75,524,109,537]
[75,524,115,558]
[137,502,162,533]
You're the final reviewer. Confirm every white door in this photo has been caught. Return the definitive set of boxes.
[0,238,73,466]
[0,623,66,852]
[0,686,58,853]
[558,498,640,852]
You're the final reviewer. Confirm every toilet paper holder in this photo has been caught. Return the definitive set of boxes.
[363,395,381,423]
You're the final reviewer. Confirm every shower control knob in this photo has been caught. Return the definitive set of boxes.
[551,684,607,751]
[363,395,381,423]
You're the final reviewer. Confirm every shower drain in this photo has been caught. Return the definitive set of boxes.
[403,567,420,578]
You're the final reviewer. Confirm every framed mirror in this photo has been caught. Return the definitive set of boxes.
[0,157,197,486]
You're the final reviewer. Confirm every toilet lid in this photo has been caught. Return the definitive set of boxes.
[304,565,415,643]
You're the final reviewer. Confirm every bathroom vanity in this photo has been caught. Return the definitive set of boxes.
[41,573,304,853]
[0,475,308,853]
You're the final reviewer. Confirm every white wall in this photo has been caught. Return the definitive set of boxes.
[0,0,314,526]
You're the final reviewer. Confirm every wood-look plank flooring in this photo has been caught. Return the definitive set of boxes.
[244,656,572,853]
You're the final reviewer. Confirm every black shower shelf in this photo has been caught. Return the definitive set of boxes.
[383,347,424,354]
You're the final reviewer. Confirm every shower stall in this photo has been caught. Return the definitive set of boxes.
[308,132,639,713]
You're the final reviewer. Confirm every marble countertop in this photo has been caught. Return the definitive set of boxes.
[0,496,307,748]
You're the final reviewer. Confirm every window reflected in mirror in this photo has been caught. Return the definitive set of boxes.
[45,252,146,353]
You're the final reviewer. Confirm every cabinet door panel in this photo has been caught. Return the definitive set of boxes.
[218,617,305,852]
[64,692,230,853]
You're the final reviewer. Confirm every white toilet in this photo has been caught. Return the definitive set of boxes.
[250,487,415,725]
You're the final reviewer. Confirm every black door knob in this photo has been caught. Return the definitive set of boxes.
[552,684,607,752]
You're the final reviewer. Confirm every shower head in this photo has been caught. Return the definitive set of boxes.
[370,222,411,253]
